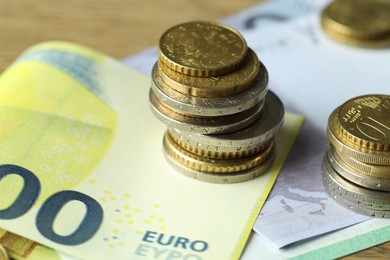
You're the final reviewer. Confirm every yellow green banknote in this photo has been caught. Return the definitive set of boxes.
[0,42,302,259]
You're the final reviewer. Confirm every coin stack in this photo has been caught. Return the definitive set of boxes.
[321,0,390,48]
[149,21,284,184]
[322,94,390,218]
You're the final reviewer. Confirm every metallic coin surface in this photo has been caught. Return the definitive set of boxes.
[326,187,390,218]
[149,90,263,134]
[321,0,390,48]
[151,63,267,116]
[164,131,274,174]
[158,49,263,98]
[169,130,273,159]
[322,155,390,206]
[0,245,9,260]
[328,109,390,164]
[334,147,390,178]
[164,137,275,184]
[337,95,390,152]
[159,21,248,77]
[169,91,284,151]
[328,147,390,191]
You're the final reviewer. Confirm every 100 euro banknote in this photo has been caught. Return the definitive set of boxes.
[0,42,302,259]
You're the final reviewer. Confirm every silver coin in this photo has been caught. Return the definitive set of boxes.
[322,154,390,208]
[169,91,284,152]
[149,89,263,134]
[151,62,268,117]
[328,147,390,191]
[326,187,390,218]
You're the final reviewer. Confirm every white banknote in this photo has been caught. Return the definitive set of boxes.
[242,13,390,248]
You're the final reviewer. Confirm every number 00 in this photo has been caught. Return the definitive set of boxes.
[0,164,103,245]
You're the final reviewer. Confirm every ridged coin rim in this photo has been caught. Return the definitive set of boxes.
[158,49,262,98]
[163,131,274,174]
[169,91,284,149]
[151,62,267,116]
[149,89,263,134]
[328,147,390,191]
[322,154,390,205]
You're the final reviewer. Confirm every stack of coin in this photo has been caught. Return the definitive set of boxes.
[149,21,284,183]
[322,94,390,218]
[321,0,390,48]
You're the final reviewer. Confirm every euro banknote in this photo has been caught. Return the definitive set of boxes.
[0,42,301,259]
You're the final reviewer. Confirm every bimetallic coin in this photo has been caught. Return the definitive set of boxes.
[0,245,9,260]
[169,91,284,152]
[164,138,275,184]
[326,187,390,218]
[335,147,390,179]
[164,131,274,174]
[169,130,273,159]
[322,154,390,207]
[158,49,263,98]
[149,90,263,134]
[151,63,267,117]
[321,0,390,48]
[328,110,390,165]
[337,95,390,152]
[159,21,248,77]
[328,147,390,191]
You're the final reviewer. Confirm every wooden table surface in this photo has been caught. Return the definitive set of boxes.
[0,0,388,259]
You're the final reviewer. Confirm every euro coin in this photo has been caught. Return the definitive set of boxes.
[169,131,273,159]
[328,147,390,191]
[163,131,274,174]
[169,91,284,152]
[164,132,275,184]
[328,109,390,165]
[158,49,262,98]
[326,187,390,218]
[159,21,248,77]
[151,63,267,117]
[149,90,263,134]
[321,0,390,48]
[322,155,390,208]
[336,95,390,152]
[334,147,390,179]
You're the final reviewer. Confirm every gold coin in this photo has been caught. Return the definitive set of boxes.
[158,21,247,77]
[335,146,390,179]
[163,131,274,174]
[327,124,390,165]
[0,245,9,260]
[151,63,267,117]
[321,0,390,48]
[168,130,272,159]
[328,109,390,165]
[157,49,263,98]
[328,147,390,191]
[336,95,390,152]
[164,147,275,184]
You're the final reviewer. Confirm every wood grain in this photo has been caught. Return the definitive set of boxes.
[0,0,388,259]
